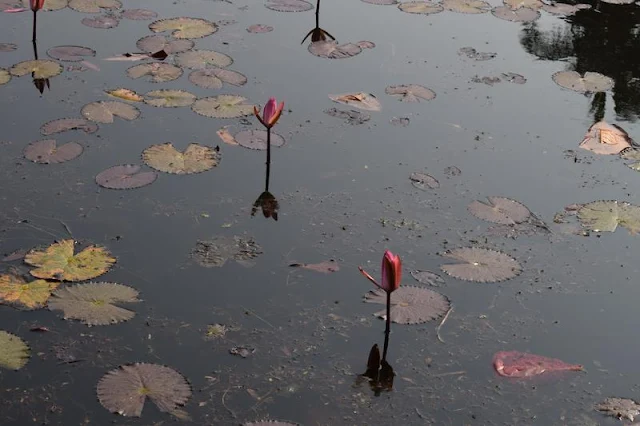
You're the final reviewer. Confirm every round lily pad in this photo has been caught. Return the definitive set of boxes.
[364,286,450,324]
[0,331,29,370]
[541,2,590,14]
[25,239,116,282]
[98,363,191,417]
[409,172,439,189]
[81,101,140,123]
[143,90,196,108]
[492,6,540,21]
[235,130,286,150]
[149,17,217,39]
[503,0,543,9]
[47,45,96,62]
[68,0,121,13]
[577,200,640,234]
[192,95,255,118]
[0,68,10,85]
[440,247,521,283]
[0,273,59,310]
[122,8,157,20]
[188,68,247,89]
[386,84,435,102]
[48,282,139,326]
[41,118,98,135]
[24,139,83,164]
[126,63,183,83]
[579,121,632,155]
[398,1,443,14]
[308,41,362,59]
[443,0,490,13]
[247,24,273,33]
[136,34,194,54]
[9,59,62,78]
[265,0,313,11]
[96,164,158,189]
[468,196,531,225]
[81,15,119,28]
[174,49,233,70]
[142,143,220,174]
[552,71,614,93]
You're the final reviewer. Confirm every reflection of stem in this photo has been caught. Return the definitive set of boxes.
[266,128,271,190]
[32,11,37,42]
[382,291,391,361]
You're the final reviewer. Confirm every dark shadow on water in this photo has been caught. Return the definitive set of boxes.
[301,0,335,45]
[251,137,279,221]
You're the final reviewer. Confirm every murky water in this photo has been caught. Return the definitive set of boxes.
[1,0,640,424]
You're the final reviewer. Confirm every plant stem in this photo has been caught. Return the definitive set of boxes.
[382,291,391,361]
[32,11,37,42]
[266,128,271,190]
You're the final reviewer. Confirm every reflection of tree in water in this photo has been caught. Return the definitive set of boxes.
[520,3,640,121]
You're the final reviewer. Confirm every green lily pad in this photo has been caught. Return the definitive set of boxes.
[149,17,217,39]
[0,68,10,85]
[0,331,29,370]
[143,90,196,108]
[174,50,232,69]
[9,60,62,79]
[0,273,59,310]
[192,95,255,118]
[142,143,220,174]
[577,200,640,234]
[68,0,121,13]
[136,34,194,54]
[398,1,444,14]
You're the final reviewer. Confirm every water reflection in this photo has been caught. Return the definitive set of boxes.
[520,2,640,121]
[358,338,395,396]
[31,40,50,94]
[251,150,279,221]
[301,0,335,45]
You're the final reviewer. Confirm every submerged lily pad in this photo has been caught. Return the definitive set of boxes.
[492,6,540,21]
[81,15,119,29]
[0,68,10,85]
[136,35,194,54]
[308,41,362,59]
[579,121,633,155]
[41,118,98,135]
[149,17,217,39]
[122,8,157,20]
[81,101,140,123]
[409,172,439,189]
[468,196,531,225]
[10,59,62,78]
[25,239,116,281]
[410,270,445,286]
[0,331,29,370]
[458,46,496,61]
[143,90,196,108]
[127,63,183,83]
[235,130,286,150]
[24,139,83,164]
[289,260,340,273]
[142,143,220,174]
[493,351,583,377]
[188,68,247,89]
[552,71,614,93]
[329,92,381,111]
[48,282,139,325]
[247,24,273,33]
[386,84,435,102]
[577,200,640,234]
[398,1,443,14]
[68,0,120,12]
[175,50,233,69]
[96,164,158,189]
[443,0,490,13]
[47,45,95,62]
[192,95,254,118]
[596,398,640,421]
[440,247,521,282]
[265,0,313,12]
[97,363,191,417]
[0,273,59,310]
[324,108,370,125]
[503,0,543,8]
[364,286,450,324]
[191,235,262,268]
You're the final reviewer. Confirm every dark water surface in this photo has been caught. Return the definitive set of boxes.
[1,0,640,424]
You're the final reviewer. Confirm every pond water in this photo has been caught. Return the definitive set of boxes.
[1,0,640,424]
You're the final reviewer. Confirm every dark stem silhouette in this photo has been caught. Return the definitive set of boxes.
[266,128,271,189]
[382,292,391,360]
[32,11,37,42]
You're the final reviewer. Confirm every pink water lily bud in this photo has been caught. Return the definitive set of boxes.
[358,250,402,293]
[30,0,45,11]
[254,97,284,129]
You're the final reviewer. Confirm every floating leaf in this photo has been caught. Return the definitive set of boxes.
[552,71,614,93]
[143,90,196,108]
[247,24,273,33]
[364,286,450,324]
[386,84,435,102]
[409,172,439,189]
[541,2,590,14]
[127,63,183,83]
[595,398,640,421]
[468,196,531,225]
[0,331,29,370]
[136,34,194,54]
[24,139,83,164]
[96,164,158,189]
[192,95,254,118]
[357,40,375,49]
[308,41,362,59]
[501,72,526,84]
[458,47,496,61]
[68,0,120,12]
[217,127,238,145]
[191,235,262,268]
[390,116,410,126]
[81,101,140,123]
[10,59,62,78]
[493,351,583,377]
[25,240,116,281]
[204,323,227,340]
[149,17,217,39]
[0,68,10,85]
[398,1,443,14]
[175,50,232,70]
[41,118,98,135]
[188,68,247,89]
[440,247,521,282]
[577,200,640,234]
[443,0,490,13]
[122,8,157,20]
[601,0,633,4]
[410,270,445,286]
[235,130,286,150]
[47,45,95,62]
[265,0,313,12]
[329,92,381,111]
[48,282,138,325]
[289,260,339,273]
[579,121,633,155]
[106,88,143,102]
[81,15,119,29]
[97,363,191,417]
[324,108,370,125]
[0,43,17,52]
[492,6,540,21]
[142,143,219,174]
[0,273,59,310]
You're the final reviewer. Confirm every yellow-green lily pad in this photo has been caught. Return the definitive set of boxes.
[142,143,220,174]
[0,68,10,86]
[578,200,640,234]
[0,331,30,370]
[192,95,254,118]
[149,17,217,39]
[68,0,121,13]
[0,273,59,310]
[9,60,62,79]
[143,90,196,108]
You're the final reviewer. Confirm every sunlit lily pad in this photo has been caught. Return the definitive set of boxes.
[82,15,119,28]
[142,143,220,174]
[265,0,313,12]
[41,118,98,135]
[126,63,183,83]
[191,235,262,268]
[188,68,247,89]
[329,92,381,111]
[596,398,640,421]
[68,0,120,13]
[136,34,194,54]
[409,172,439,189]
[492,6,540,21]
[552,71,614,93]
[577,200,640,234]
[0,273,59,310]
[541,2,590,14]
[143,90,196,108]
[364,286,450,324]
[47,45,95,62]
[440,247,521,282]
[308,41,362,59]
[175,50,233,70]
[443,0,490,13]
[0,331,29,370]
[9,59,62,78]
[25,239,116,281]
[149,17,217,39]
[48,282,139,325]
[24,139,83,164]
[122,8,157,20]
[398,1,443,14]
[96,164,158,189]
[106,88,143,102]
[235,130,286,150]
[97,363,191,417]
[81,101,140,123]
[386,84,435,102]
[579,121,632,155]
[0,68,10,85]
[468,196,531,225]
[192,95,254,118]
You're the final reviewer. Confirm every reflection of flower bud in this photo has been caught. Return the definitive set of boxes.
[30,0,45,12]
[301,27,335,44]
[251,191,279,221]
[32,77,49,94]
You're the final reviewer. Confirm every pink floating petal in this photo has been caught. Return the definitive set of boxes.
[493,351,583,378]
[4,7,26,12]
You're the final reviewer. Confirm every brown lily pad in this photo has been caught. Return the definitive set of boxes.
[579,121,633,155]
[192,95,254,119]
[24,139,83,164]
[308,41,362,59]
[142,143,220,174]
[398,1,443,14]
[68,0,120,13]
[126,63,183,83]
[541,2,591,14]
[492,6,540,21]
[149,17,217,39]
[265,0,313,12]
[136,34,194,54]
[188,68,247,89]
[235,130,286,150]
[440,247,521,283]
[96,164,158,189]
[596,398,640,421]
[467,196,531,225]
[47,45,96,62]
[41,118,98,135]
[244,422,299,426]
[552,71,614,93]
[175,50,233,70]
[81,15,119,29]
[122,8,157,20]
[0,273,59,310]
[81,101,140,123]
[364,286,450,324]
[0,43,17,52]
[329,92,381,111]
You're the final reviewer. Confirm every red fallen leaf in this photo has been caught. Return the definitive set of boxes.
[29,326,50,332]
[289,260,340,273]
[493,351,583,378]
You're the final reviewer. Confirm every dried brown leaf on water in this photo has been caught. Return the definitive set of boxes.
[398,1,443,14]
[265,0,313,12]
[579,121,633,155]
[468,196,531,225]
[0,68,10,85]
[9,59,62,78]
[204,323,227,340]
[143,90,196,108]
[409,172,439,189]
[216,127,238,146]
[136,34,194,54]
[47,45,95,62]
[24,139,83,164]
[175,49,232,69]
[0,331,29,370]
[96,164,158,189]
[188,68,247,89]
[0,273,59,310]
[97,363,191,417]
[68,0,120,13]
[410,270,445,286]
[192,95,255,119]
[230,346,255,358]
[106,88,143,102]
[493,351,583,377]
[324,108,370,125]
[142,143,220,174]
[577,200,640,234]
[501,72,527,84]
[492,6,540,21]
[386,84,435,102]
[552,71,614,93]
[191,235,262,268]
[41,118,98,135]
[289,260,339,273]
[149,17,217,39]
[595,398,640,421]
[440,247,521,282]
[308,41,362,59]
[458,47,496,61]
[364,286,450,324]
[443,0,490,13]
[81,101,140,123]
[0,44,17,52]
[329,92,381,111]
[126,63,183,83]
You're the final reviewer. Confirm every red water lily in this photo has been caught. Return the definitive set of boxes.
[254,97,284,129]
[359,250,402,293]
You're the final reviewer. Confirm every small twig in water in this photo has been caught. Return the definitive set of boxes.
[436,306,453,343]
[242,306,275,329]
[58,220,73,237]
